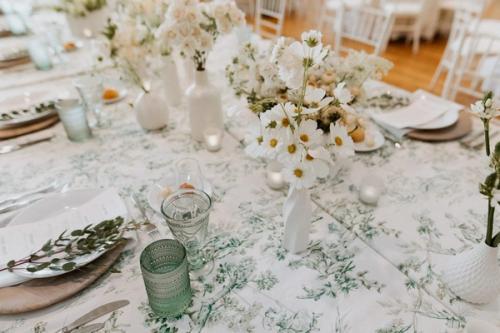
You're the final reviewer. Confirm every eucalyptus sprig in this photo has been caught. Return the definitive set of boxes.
[2,217,136,273]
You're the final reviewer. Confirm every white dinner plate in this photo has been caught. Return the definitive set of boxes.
[354,129,385,153]
[147,175,213,215]
[409,90,463,130]
[3,189,109,282]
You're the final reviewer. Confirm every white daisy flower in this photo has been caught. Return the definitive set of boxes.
[262,129,286,158]
[329,123,355,158]
[244,125,265,158]
[303,86,334,114]
[282,161,317,190]
[333,82,353,105]
[304,147,332,178]
[470,100,497,120]
[277,137,305,165]
[260,103,297,131]
[296,119,323,147]
[301,30,323,48]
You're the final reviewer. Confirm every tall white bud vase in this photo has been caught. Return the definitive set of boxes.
[283,188,312,254]
[162,58,182,107]
[443,242,500,304]
[186,70,223,142]
[134,83,168,131]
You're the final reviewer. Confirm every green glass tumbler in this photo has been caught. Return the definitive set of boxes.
[140,239,192,318]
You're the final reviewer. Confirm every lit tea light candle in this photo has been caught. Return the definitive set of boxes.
[266,161,285,190]
[203,128,223,152]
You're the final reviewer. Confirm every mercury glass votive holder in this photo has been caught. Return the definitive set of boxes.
[140,239,192,318]
[55,99,92,142]
[161,189,211,267]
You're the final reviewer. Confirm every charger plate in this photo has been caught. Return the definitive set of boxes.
[0,115,58,139]
[407,111,472,142]
[0,240,127,315]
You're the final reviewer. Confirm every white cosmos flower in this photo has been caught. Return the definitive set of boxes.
[282,161,317,190]
[244,125,265,158]
[329,123,355,158]
[277,137,305,165]
[303,86,334,114]
[296,119,323,147]
[262,129,286,158]
[304,147,331,178]
[260,103,297,131]
[333,82,353,105]
[301,30,323,48]
[277,41,304,89]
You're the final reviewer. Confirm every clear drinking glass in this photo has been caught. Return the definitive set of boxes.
[73,76,107,128]
[161,189,212,269]
[140,239,192,318]
[174,158,204,190]
[55,99,92,142]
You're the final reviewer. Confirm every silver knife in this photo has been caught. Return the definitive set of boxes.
[71,323,105,333]
[0,135,54,155]
[59,300,129,333]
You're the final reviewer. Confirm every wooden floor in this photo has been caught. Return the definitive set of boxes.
[278,1,500,104]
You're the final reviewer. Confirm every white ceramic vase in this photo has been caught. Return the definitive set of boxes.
[66,6,110,39]
[443,242,500,304]
[134,84,169,131]
[185,70,224,142]
[161,58,182,107]
[283,188,312,254]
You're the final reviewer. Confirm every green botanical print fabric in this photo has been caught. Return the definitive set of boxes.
[0,21,497,333]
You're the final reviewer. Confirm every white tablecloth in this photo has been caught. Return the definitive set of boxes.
[0,21,499,333]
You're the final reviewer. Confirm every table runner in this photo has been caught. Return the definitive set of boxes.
[0,34,498,333]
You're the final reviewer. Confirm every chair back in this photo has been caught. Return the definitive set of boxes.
[337,5,395,55]
[451,32,500,102]
[255,0,287,39]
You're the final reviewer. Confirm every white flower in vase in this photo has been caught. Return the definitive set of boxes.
[333,82,354,105]
[329,123,355,159]
[295,119,324,148]
[282,161,317,190]
[244,125,266,159]
[262,129,287,158]
[471,99,498,120]
[303,86,334,114]
[304,147,331,178]
[260,103,297,132]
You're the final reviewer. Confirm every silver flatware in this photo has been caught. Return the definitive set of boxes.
[58,300,129,333]
[130,194,160,240]
[71,323,105,333]
[0,181,61,207]
[0,135,54,154]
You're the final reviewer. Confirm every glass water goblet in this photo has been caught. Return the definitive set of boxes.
[174,158,205,190]
[161,189,212,271]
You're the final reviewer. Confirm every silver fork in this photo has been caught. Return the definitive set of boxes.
[130,194,161,241]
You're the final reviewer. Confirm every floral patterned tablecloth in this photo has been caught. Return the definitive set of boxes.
[0,33,499,333]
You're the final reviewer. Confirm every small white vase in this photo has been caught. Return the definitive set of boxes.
[443,242,500,304]
[134,85,169,131]
[161,58,182,107]
[66,6,110,39]
[185,70,224,142]
[283,188,312,254]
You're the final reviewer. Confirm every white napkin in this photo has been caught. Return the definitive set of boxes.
[371,97,450,129]
[0,189,127,272]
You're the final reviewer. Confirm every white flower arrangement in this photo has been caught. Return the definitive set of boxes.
[226,41,393,135]
[156,0,245,71]
[103,0,170,91]
[56,0,107,17]
[244,30,355,190]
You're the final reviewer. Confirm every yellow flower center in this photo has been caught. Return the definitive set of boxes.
[269,138,278,148]
[305,154,314,161]
[288,144,297,154]
[294,168,303,178]
[300,134,309,143]
[335,136,343,146]
[282,118,290,127]
[257,136,263,144]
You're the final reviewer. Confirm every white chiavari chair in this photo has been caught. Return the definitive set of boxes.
[336,5,395,56]
[450,33,500,103]
[236,0,255,18]
[380,0,432,54]
[429,7,484,98]
[255,0,287,39]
